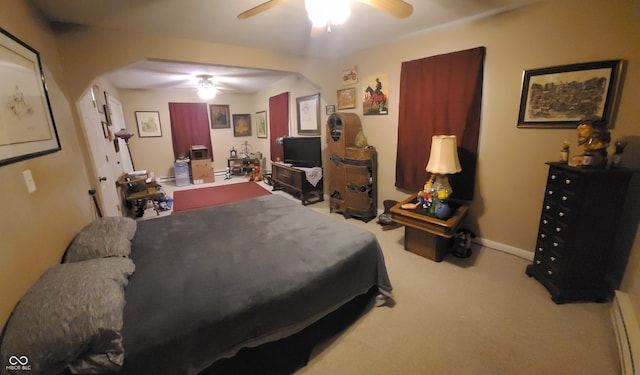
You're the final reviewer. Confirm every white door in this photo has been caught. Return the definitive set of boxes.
[107,95,134,174]
[78,89,121,217]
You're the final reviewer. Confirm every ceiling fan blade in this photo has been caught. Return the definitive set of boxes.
[357,0,414,18]
[238,0,289,19]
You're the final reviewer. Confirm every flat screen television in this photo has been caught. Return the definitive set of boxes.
[282,136,322,167]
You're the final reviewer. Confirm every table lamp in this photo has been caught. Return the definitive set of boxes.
[115,128,135,170]
[425,135,462,200]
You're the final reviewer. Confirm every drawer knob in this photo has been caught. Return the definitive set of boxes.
[551,174,557,180]
[565,179,572,185]
[553,242,559,247]
[548,190,554,195]
[550,256,556,262]
[555,227,562,233]
[536,260,541,265]
[540,233,546,239]
[543,219,548,224]
[562,196,568,201]
[538,247,544,252]
[559,212,565,217]
[547,270,553,276]
[545,205,551,210]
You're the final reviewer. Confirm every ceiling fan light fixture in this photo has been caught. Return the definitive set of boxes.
[196,74,217,100]
[305,0,351,28]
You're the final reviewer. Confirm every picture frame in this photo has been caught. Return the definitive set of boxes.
[342,65,358,85]
[0,28,61,167]
[296,93,321,135]
[92,84,105,113]
[326,105,336,115]
[362,74,388,116]
[135,111,163,137]
[337,88,356,110]
[256,110,268,138]
[233,113,252,137]
[209,104,230,129]
[517,60,624,128]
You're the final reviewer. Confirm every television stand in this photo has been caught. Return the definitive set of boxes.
[271,162,324,205]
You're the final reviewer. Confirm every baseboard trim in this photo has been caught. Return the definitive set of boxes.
[474,237,534,261]
[611,290,640,375]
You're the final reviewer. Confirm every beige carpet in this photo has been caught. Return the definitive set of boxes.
[161,177,621,374]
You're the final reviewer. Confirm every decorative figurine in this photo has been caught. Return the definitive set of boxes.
[611,140,628,168]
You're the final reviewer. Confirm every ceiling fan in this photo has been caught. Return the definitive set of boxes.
[238,0,414,21]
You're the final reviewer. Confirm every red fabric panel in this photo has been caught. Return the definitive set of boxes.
[395,47,485,201]
[168,102,213,160]
[268,92,289,162]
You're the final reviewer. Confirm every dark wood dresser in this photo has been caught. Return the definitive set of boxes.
[271,162,323,205]
[326,113,378,222]
[526,162,634,303]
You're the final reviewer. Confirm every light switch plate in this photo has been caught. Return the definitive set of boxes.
[23,170,36,193]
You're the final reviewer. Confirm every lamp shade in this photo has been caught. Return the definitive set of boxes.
[114,128,134,140]
[425,135,462,174]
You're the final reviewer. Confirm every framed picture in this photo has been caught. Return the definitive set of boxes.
[337,88,356,110]
[342,65,358,85]
[92,84,105,113]
[101,121,109,139]
[517,60,624,128]
[296,93,320,135]
[135,111,163,137]
[256,110,268,138]
[233,113,252,137]
[0,28,61,167]
[209,104,230,129]
[326,105,336,115]
[362,74,388,116]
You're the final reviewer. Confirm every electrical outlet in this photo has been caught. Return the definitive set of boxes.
[23,170,36,193]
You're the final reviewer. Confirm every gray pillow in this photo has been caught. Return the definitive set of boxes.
[64,217,137,263]
[0,257,135,374]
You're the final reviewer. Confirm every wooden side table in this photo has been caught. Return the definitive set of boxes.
[390,195,469,262]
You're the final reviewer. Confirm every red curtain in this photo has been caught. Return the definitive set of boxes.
[168,102,213,160]
[395,47,485,201]
[269,92,289,162]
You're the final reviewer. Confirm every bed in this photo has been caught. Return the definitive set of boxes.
[0,194,393,375]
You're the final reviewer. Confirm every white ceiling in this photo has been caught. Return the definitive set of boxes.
[31,0,541,93]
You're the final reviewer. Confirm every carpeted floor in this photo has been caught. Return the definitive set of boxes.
[172,181,271,213]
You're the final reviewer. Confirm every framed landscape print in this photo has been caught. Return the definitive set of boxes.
[0,28,61,166]
[135,111,162,137]
[209,104,230,129]
[337,88,356,110]
[233,113,252,137]
[256,110,267,138]
[296,93,320,135]
[517,60,624,128]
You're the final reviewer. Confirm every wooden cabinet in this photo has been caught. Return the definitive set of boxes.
[526,162,634,303]
[326,113,377,222]
[271,162,323,205]
[228,157,260,176]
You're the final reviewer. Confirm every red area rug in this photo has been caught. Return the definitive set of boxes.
[172,182,271,213]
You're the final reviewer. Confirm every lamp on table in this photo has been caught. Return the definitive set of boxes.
[424,135,462,218]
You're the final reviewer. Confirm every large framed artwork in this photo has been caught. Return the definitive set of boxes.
[135,111,162,137]
[209,104,230,129]
[0,28,61,167]
[296,93,320,135]
[517,60,624,128]
[233,113,252,137]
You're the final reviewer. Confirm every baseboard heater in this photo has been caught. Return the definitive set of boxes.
[611,290,640,375]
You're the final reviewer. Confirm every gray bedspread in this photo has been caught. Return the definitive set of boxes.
[118,194,392,374]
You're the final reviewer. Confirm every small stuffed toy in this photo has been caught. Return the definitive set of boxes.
[451,228,476,258]
[248,165,263,182]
